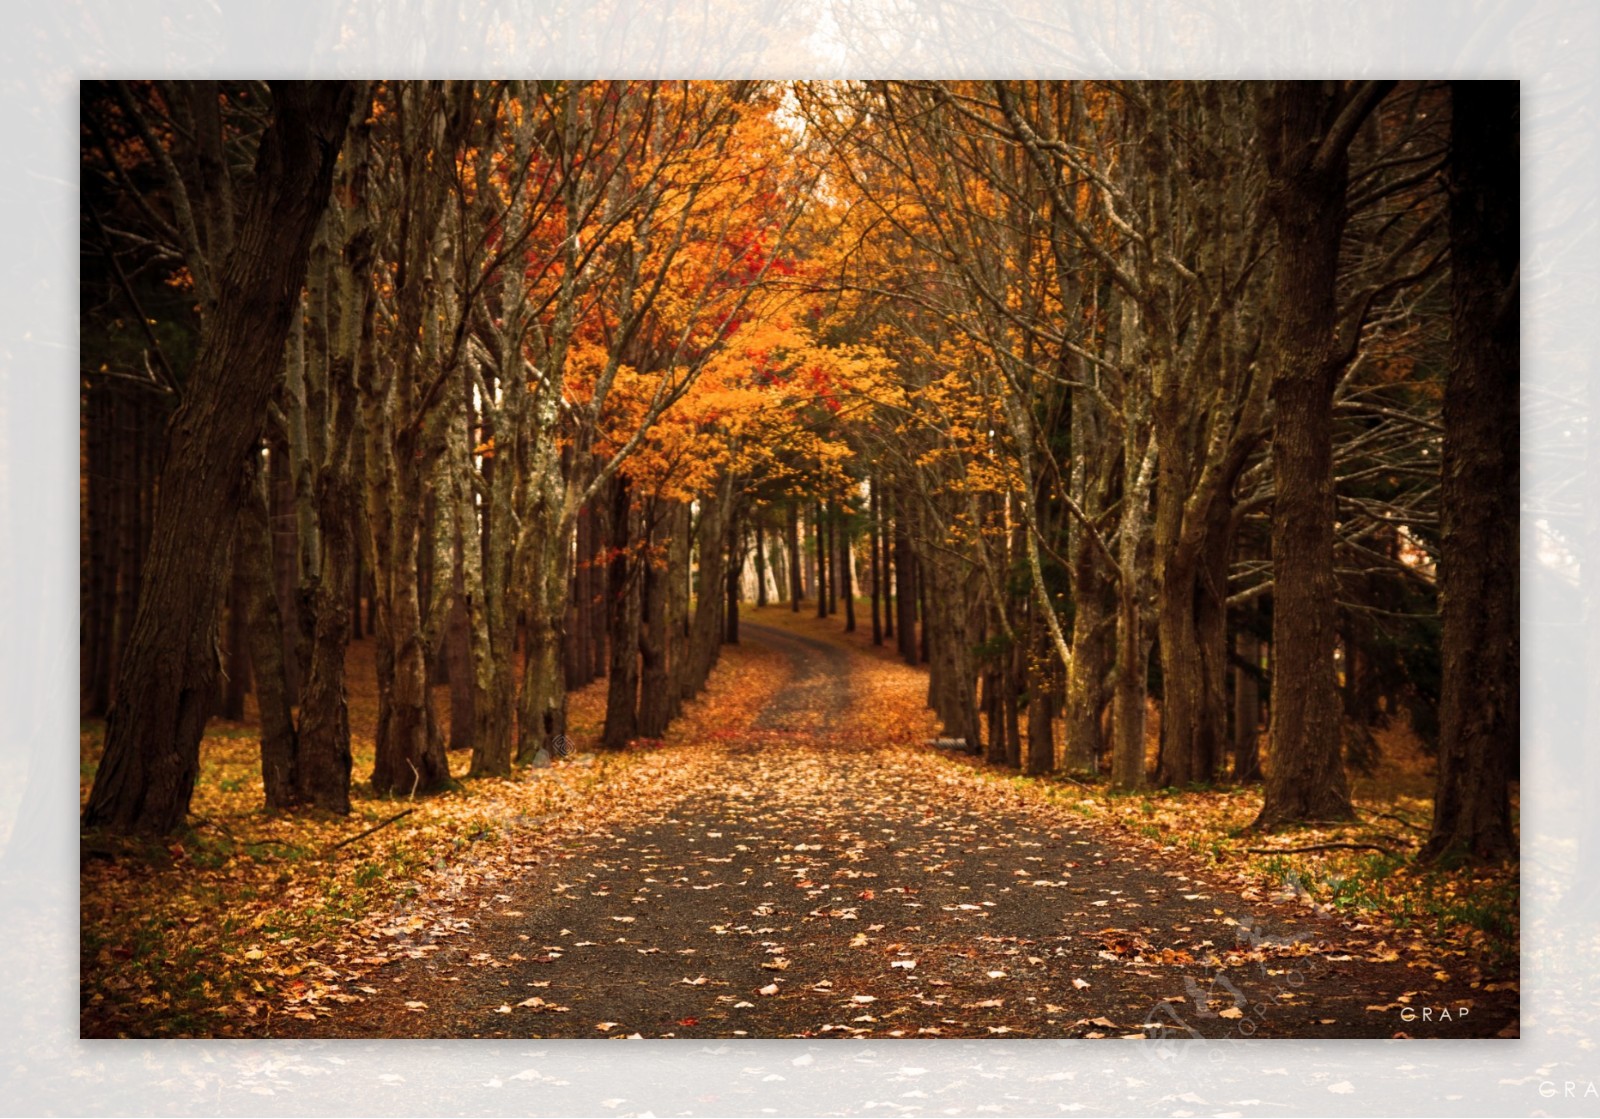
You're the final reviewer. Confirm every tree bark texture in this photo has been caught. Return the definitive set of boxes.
[1254,80,1371,828]
[1423,80,1518,863]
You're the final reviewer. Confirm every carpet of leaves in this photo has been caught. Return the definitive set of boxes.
[80,605,1516,1039]
[263,610,1511,1039]
[760,607,1517,991]
[79,637,790,1038]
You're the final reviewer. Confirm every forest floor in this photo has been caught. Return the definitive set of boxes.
[79,606,1518,1040]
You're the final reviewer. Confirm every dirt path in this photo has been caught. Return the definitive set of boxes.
[290,622,1515,1040]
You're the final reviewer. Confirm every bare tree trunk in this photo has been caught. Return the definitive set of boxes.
[894,492,918,664]
[840,511,856,633]
[1423,80,1518,863]
[221,544,251,720]
[815,502,827,618]
[516,478,572,765]
[350,537,364,640]
[1063,518,1107,774]
[667,500,695,714]
[445,546,475,749]
[590,495,608,683]
[869,481,883,645]
[1233,626,1262,782]
[787,502,803,610]
[882,496,895,641]
[238,456,301,811]
[638,499,674,739]
[754,519,769,607]
[685,486,733,698]
[726,515,743,645]
[270,432,303,699]
[1253,80,1383,828]
[570,501,593,689]
[1024,611,1055,775]
[1111,563,1148,789]
[603,477,641,749]
[296,447,357,813]
[826,508,838,617]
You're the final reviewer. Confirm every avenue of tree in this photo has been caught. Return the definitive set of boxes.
[79,79,1518,863]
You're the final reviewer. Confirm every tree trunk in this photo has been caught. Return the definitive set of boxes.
[270,432,303,699]
[466,358,518,778]
[1233,627,1263,782]
[82,82,356,834]
[516,487,572,765]
[787,502,803,611]
[221,543,251,720]
[894,493,918,664]
[1423,80,1518,863]
[869,482,883,645]
[603,478,641,749]
[726,514,743,644]
[445,544,475,750]
[1063,525,1107,774]
[755,520,769,607]
[1111,567,1148,789]
[238,456,302,811]
[590,493,608,683]
[295,453,357,813]
[685,486,733,697]
[826,509,838,617]
[840,511,856,633]
[667,499,695,714]
[882,496,895,641]
[1155,555,1203,788]
[570,501,593,689]
[815,502,828,618]
[1253,80,1372,828]
[638,500,674,739]
[350,536,364,639]
[1193,502,1234,783]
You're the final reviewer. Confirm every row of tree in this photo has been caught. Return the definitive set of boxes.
[791,80,1516,860]
[80,79,1517,864]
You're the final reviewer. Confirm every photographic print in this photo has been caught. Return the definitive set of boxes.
[79,79,1519,1041]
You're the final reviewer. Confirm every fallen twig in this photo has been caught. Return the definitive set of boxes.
[1369,810,1428,834]
[1245,841,1404,858]
[190,815,298,850]
[323,808,417,856]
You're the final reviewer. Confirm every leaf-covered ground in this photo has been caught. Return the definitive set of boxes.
[80,607,1517,1039]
